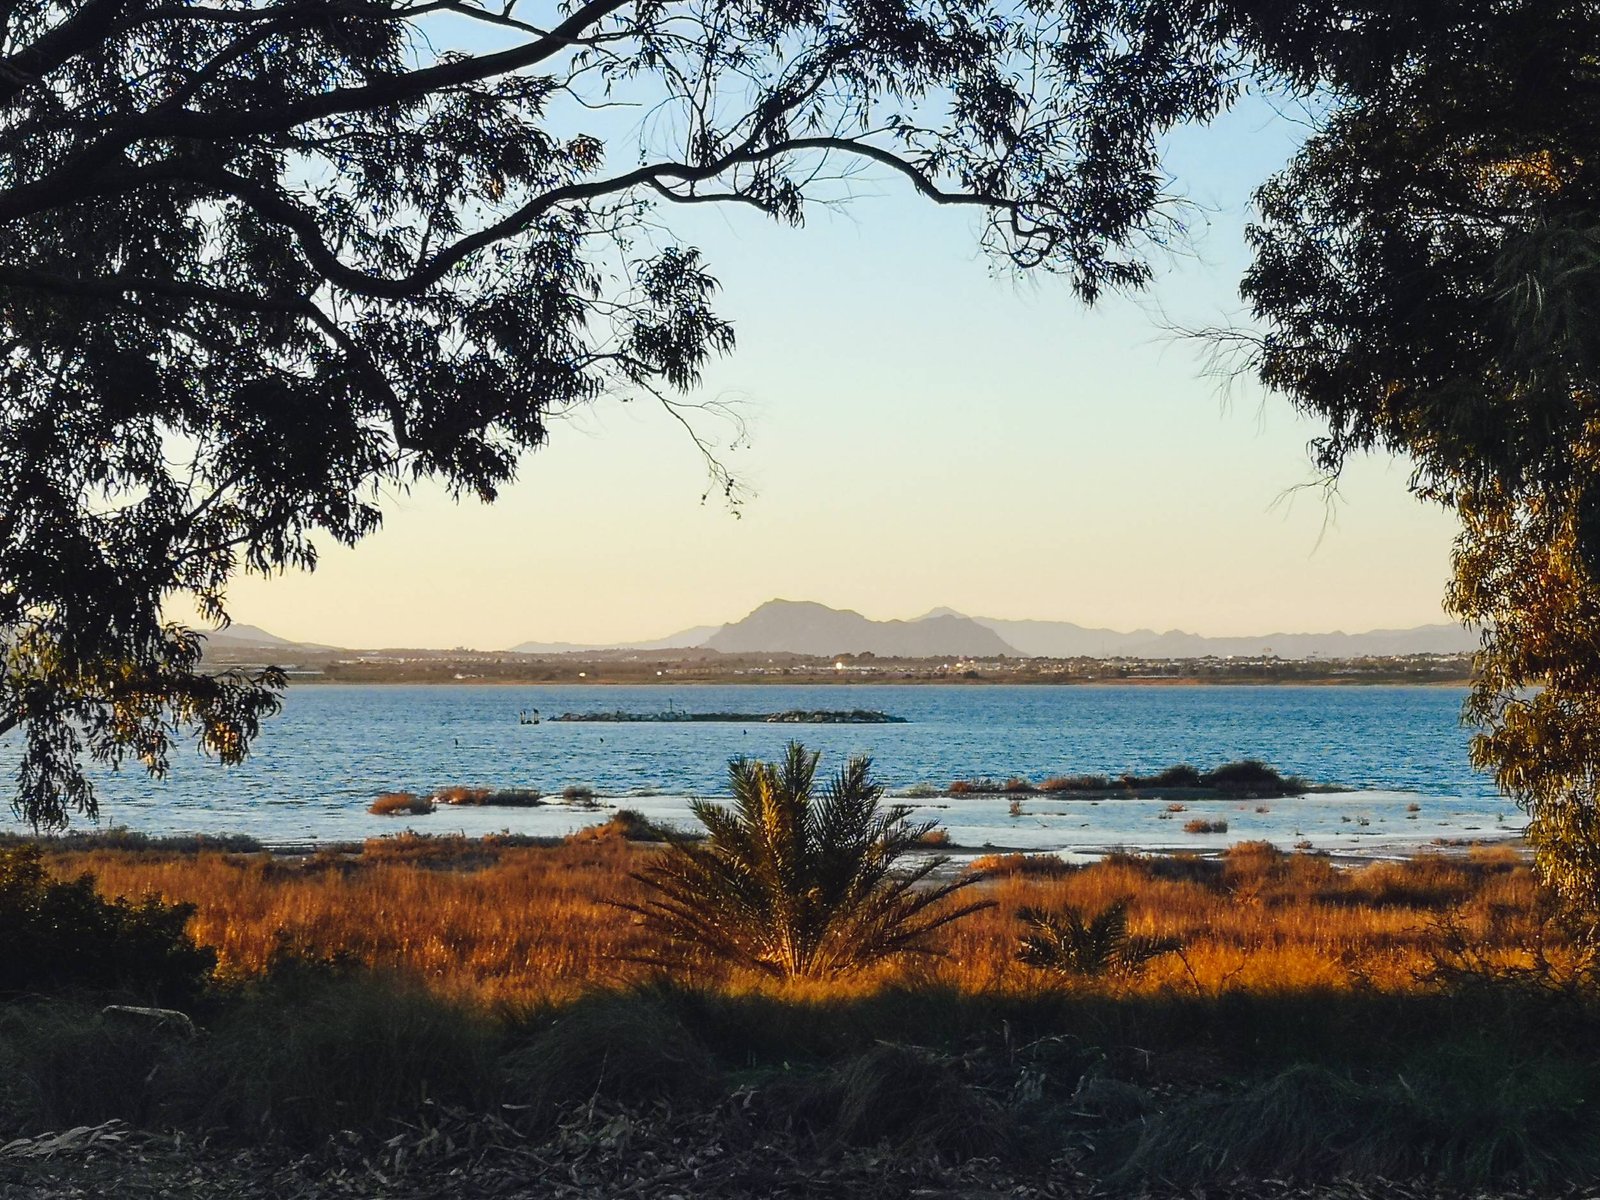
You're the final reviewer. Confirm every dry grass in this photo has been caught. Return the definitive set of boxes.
[368,792,435,816]
[1038,774,1114,793]
[1184,818,1229,834]
[36,835,1550,1004]
[968,852,1075,878]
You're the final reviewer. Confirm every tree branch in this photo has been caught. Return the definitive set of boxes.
[128,0,633,141]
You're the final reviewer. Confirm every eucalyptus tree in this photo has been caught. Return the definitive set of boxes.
[0,0,1266,826]
[1235,0,1600,919]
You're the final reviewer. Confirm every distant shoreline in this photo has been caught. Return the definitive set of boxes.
[278,675,1471,688]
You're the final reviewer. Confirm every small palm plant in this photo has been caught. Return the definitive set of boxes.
[621,742,992,979]
[1016,898,1181,980]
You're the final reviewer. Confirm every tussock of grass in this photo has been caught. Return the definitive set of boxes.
[967,853,1074,878]
[769,1042,1010,1159]
[434,786,544,807]
[947,778,1003,795]
[568,808,677,842]
[1183,818,1229,834]
[0,1003,175,1132]
[1108,1052,1600,1189]
[503,992,719,1124]
[1037,774,1114,793]
[368,791,435,816]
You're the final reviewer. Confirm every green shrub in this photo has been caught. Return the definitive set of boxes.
[0,845,214,1003]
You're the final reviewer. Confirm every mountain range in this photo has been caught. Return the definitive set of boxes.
[699,600,1478,659]
[507,626,721,655]
[210,600,1480,660]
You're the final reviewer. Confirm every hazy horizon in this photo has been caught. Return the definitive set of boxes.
[199,93,1461,652]
[218,595,1471,654]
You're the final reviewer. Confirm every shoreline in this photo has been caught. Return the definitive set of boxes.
[275,676,1472,688]
[13,821,1527,868]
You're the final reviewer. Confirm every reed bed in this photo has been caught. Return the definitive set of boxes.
[38,834,1548,1005]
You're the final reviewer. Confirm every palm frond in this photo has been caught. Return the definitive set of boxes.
[621,741,991,979]
[1016,898,1182,979]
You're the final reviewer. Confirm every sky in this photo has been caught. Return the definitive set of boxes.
[215,84,1463,651]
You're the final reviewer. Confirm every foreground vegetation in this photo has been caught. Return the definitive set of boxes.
[5,826,1599,1196]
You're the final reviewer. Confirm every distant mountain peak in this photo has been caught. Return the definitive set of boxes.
[203,623,295,646]
[708,600,1018,658]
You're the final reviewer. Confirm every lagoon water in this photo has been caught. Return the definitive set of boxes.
[1,684,1524,854]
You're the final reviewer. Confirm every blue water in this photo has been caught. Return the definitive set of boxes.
[0,684,1521,853]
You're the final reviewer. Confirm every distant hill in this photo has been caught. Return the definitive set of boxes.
[931,611,1480,659]
[706,599,1019,658]
[202,623,298,647]
[947,615,1159,657]
[206,605,1480,661]
[1112,623,1481,659]
[508,625,723,655]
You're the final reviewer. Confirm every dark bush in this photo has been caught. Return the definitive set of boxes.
[1123,764,1204,789]
[0,845,214,1003]
[1202,760,1290,790]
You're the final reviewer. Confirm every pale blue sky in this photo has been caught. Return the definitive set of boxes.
[220,87,1462,650]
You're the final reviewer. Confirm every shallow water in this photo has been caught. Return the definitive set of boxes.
[0,683,1523,852]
